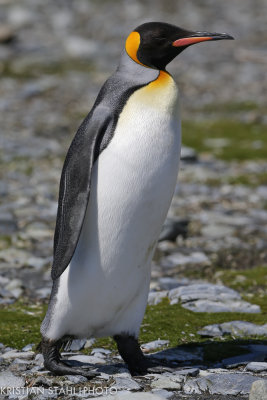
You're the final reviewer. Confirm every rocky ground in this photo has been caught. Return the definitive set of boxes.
[0,0,267,399]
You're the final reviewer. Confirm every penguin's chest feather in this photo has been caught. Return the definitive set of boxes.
[87,71,181,267]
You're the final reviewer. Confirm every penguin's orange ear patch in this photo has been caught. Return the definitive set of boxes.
[125,31,146,66]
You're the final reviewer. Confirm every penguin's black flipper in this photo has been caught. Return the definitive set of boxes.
[51,105,114,281]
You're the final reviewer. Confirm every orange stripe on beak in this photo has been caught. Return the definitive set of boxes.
[173,37,213,47]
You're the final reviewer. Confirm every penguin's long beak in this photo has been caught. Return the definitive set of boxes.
[173,32,234,47]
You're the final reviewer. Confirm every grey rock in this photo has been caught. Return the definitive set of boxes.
[64,338,87,351]
[141,340,169,352]
[175,368,199,377]
[35,287,52,299]
[246,362,267,372]
[168,284,260,313]
[27,256,51,270]
[33,376,53,387]
[65,374,88,384]
[184,372,264,395]
[183,299,260,313]
[0,248,30,268]
[35,353,44,366]
[96,393,166,400]
[148,291,168,306]
[169,283,240,303]
[67,354,106,364]
[0,298,15,305]
[202,224,235,238]
[158,277,190,290]
[84,338,96,348]
[114,375,141,391]
[162,252,209,268]
[0,370,25,388]
[64,36,98,58]
[198,324,222,337]
[151,375,183,390]
[198,321,267,337]
[0,212,17,234]
[151,389,173,399]
[249,380,267,400]
[8,287,23,299]
[180,146,198,162]
[2,350,34,360]
[91,348,111,356]
[8,6,36,28]
[0,25,15,44]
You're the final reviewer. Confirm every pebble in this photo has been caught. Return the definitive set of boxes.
[67,354,106,364]
[64,339,87,351]
[0,370,25,388]
[184,372,265,395]
[249,380,267,400]
[141,340,169,352]
[198,321,267,337]
[151,389,173,399]
[161,252,209,268]
[175,368,200,377]
[91,348,111,356]
[114,376,142,391]
[180,146,198,162]
[168,283,261,312]
[151,376,183,390]
[2,350,34,360]
[201,224,235,238]
[96,393,166,400]
[148,291,168,306]
[246,362,267,373]
[65,374,88,384]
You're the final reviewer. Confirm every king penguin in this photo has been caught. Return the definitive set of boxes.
[40,22,233,377]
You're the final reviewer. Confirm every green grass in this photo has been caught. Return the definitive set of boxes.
[182,120,267,161]
[218,265,267,294]
[200,101,260,113]
[0,302,45,349]
[201,172,267,187]
[1,292,266,353]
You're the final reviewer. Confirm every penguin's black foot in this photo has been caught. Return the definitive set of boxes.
[41,337,99,378]
[114,333,170,376]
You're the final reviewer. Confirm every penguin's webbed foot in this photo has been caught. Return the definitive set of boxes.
[41,337,99,378]
[114,333,171,376]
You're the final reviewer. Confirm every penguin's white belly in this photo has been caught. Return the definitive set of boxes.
[46,74,181,340]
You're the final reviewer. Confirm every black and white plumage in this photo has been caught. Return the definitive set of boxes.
[40,22,233,377]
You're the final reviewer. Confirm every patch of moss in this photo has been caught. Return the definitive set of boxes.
[1,60,95,80]
[201,172,267,187]
[201,101,260,113]
[182,120,267,161]
[218,265,267,293]
[0,302,45,349]
[1,287,266,354]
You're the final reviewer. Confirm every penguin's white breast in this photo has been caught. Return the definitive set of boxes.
[87,71,181,270]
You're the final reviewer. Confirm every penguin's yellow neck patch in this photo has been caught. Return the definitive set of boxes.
[148,70,171,90]
[125,31,146,67]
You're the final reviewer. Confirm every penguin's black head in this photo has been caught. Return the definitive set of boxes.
[125,22,234,70]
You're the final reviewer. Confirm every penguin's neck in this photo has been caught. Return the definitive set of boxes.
[117,50,178,113]
[117,49,161,86]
